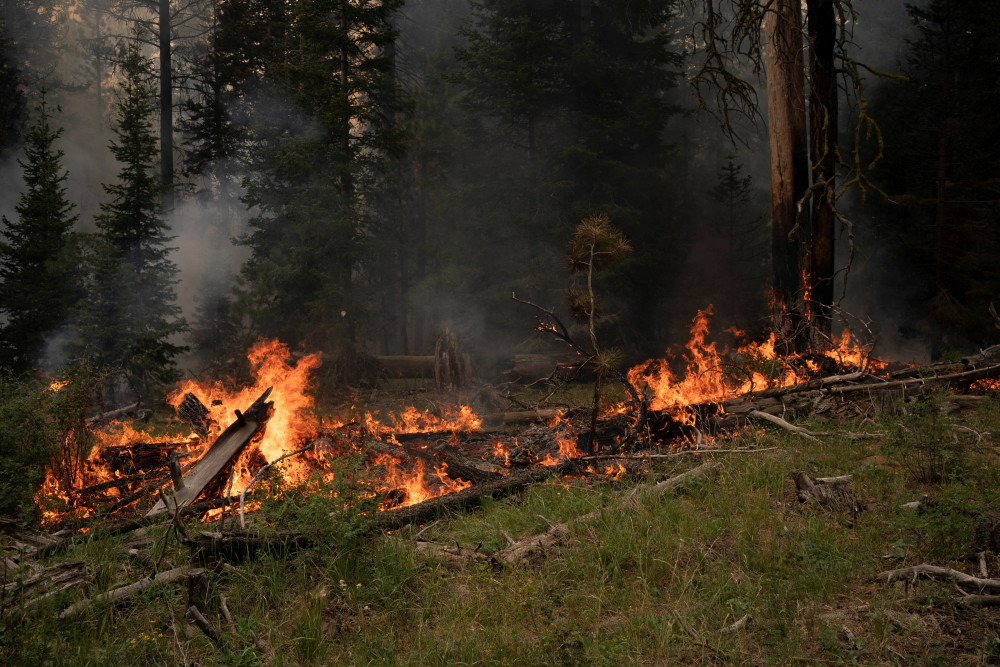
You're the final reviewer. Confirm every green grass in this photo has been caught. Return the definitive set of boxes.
[4,394,1000,665]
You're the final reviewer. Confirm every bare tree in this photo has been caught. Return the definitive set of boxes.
[688,0,871,350]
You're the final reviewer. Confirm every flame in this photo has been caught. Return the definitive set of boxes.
[169,339,322,477]
[38,338,487,525]
[47,379,70,392]
[627,307,883,424]
[363,404,481,435]
[376,455,471,508]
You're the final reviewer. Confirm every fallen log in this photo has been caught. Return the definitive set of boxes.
[875,563,1000,592]
[497,462,721,565]
[87,402,145,426]
[146,388,273,517]
[57,565,198,619]
[508,353,582,383]
[372,462,573,532]
[189,530,314,563]
[483,409,563,425]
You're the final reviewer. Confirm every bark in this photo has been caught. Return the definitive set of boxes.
[806,0,838,339]
[764,0,809,343]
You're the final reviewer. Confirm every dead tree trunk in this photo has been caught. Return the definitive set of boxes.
[806,0,838,342]
[764,0,809,349]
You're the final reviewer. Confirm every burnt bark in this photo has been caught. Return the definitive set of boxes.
[764,0,809,347]
[806,0,838,340]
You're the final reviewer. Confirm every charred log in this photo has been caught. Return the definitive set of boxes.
[176,393,215,438]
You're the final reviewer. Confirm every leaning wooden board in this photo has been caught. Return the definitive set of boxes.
[145,387,273,517]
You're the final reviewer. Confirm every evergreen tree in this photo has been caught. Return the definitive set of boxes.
[868,0,1000,354]
[443,0,684,351]
[0,32,26,157]
[79,40,187,398]
[0,94,80,374]
[234,0,405,350]
[704,156,768,332]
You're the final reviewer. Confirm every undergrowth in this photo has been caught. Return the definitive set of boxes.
[2,396,999,665]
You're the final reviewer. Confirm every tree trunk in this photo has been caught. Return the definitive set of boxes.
[807,0,838,343]
[764,0,809,349]
[158,0,174,209]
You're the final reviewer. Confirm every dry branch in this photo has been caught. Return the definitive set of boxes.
[497,462,721,565]
[748,410,822,440]
[186,605,223,645]
[58,565,198,619]
[409,540,491,569]
[875,564,1000,592]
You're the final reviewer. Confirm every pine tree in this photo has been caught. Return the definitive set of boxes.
[235,0,405,349]
[868,0,1000,354]
[0,31,26,157]
[704,156,768,332]
[0,93,80,374]
[79,40,187,398]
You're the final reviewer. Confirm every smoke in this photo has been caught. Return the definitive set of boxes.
[166,170,250,322]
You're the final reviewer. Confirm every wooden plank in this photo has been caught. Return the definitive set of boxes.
[145,388,273,517]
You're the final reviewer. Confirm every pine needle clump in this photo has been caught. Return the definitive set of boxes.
[568,214,632,271]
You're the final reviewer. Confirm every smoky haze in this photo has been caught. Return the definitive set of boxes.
[0,0,926,378]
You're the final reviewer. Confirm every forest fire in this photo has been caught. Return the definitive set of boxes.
[627,308,884,424]
[35,306,998,530]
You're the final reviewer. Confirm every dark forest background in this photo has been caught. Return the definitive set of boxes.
[1,0,998,396]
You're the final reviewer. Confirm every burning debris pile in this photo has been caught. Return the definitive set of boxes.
[30,312,1000,533]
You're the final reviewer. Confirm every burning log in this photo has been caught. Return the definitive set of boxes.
[373,462,574,532]
[145,388,274,517]
[364,439,502,486]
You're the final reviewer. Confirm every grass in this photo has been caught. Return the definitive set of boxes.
[3,392,1000,665]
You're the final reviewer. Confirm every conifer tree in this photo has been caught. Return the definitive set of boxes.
[79,40,187,398]
[0,93,80,374]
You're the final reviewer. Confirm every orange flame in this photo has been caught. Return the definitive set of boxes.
[627,307,882,423]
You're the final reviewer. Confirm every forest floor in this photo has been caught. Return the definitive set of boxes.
[4,380,1000,665]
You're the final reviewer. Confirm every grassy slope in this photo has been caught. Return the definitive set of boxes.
[4,392,1000,665]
